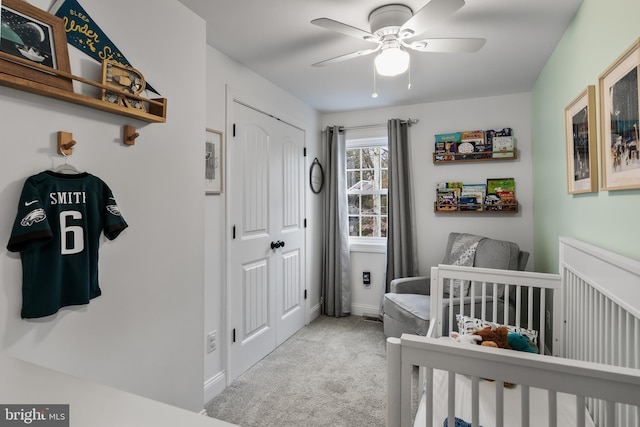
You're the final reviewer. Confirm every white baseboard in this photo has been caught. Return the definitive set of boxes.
[350,303,380,317]
[203,371,226,404]
[308,302,321,323]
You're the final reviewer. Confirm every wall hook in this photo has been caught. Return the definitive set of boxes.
[124,125,139,145]
[57,131,76,155]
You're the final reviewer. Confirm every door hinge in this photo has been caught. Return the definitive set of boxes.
[232,328,236,343]
[304,289,307,300]
[303,147,307,157]
[232,225,236,239]
[233,123,236,137]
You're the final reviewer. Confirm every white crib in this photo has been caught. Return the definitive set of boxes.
[386,237,640,427]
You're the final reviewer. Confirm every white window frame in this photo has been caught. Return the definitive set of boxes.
[346,136,388,249]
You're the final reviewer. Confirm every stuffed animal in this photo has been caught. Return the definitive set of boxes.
[450,331,482,345]
[507,333,538,353]
[472,325,511,349]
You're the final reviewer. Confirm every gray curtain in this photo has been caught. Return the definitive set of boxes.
[385,119,418,292]
[321,126,351,317]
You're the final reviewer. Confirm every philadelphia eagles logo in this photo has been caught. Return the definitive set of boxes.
[21,208,46,226]
[106,204,122,216]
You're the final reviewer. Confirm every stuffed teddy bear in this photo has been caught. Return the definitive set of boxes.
[472,325,511,349]
[507,333,538,353]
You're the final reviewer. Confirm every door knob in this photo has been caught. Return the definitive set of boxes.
[270,240,285,249]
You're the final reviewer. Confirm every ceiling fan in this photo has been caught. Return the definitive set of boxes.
[311,0,485,76]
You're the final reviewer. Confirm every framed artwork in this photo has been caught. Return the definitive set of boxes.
[205,128,224,194]
[565,85,598,194]
[598,39,640,191]
[0,0,73,91]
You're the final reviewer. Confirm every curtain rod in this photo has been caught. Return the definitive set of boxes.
[338,118,419,131]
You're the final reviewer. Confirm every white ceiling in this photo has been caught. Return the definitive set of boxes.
[177,0,583,113]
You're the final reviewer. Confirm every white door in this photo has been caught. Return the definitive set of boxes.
[228,102,306,381]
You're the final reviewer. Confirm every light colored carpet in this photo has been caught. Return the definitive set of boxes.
[205,315,387,427]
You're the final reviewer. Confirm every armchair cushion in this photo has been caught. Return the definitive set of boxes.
[383,293,431,336]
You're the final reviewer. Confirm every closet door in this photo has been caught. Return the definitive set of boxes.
[228,101,306,382]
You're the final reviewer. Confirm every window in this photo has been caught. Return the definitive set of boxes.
[346,137,388,242]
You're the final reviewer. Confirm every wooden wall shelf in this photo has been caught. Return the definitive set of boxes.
[434,201,519,214]
[433,150,517,164]
[0,53,166,124]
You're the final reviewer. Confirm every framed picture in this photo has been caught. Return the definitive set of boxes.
[205,128,224,194]
[565,85,598,194]
[0,0,73,91]
[598,39,640,191]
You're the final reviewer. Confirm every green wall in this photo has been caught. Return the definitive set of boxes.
[532,0,640,272]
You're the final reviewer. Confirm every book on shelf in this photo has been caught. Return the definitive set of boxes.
[460,130,485,159]
[492,136,515,158]
[496,190,517,210]
[436,181,463,211]
[461,183,486,211]
[436,189,458,211]
[486,178,516,210]
[483,128,513,156]
[434,132,462,161]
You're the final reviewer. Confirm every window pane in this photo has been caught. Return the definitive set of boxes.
[381,170,388,190]
[361,194,377,214]
[346,149,360,169]
[361,216,375,237]
[381,216,387,237]
[361,147,377,169]
[347,170,361,190]
[349,216,360,237]
[380,147,388,168]
[348,195,360,215]
[361,169,375,190]
[381,194,388,215]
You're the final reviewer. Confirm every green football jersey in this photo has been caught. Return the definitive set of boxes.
[7,171,128,318]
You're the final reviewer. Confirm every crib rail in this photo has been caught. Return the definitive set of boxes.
[430,265,562,354]
[560,237,640,427]
[387,335,640,427]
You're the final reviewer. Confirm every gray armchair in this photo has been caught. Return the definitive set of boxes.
[382,232,529,338]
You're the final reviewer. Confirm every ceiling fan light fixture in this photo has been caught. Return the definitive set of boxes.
[375,46,410,76]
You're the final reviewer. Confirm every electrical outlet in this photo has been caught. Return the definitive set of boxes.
[363,271,371,286]
[207,330,216,353]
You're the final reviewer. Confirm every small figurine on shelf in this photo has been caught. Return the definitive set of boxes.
[101,60,147,111]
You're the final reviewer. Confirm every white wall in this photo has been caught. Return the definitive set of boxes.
[0,0,207,413]
[323,93,535,311]
[204,47,322,402]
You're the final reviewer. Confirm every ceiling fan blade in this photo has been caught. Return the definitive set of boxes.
[311,18,376,41]
[400,0,465,38]
[311,46,381,67]
[407,38,486,53]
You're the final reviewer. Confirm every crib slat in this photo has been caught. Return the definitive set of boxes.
[527,286,534,329]
[425,367,433,427]
[548,390,557,427]
[521,385,530,427]
[448,372,455,427]
[496,381,504,427]
[540,288,546,355]
[606,400,615,426]
[576,395,585,427]
[472,376,479,427]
